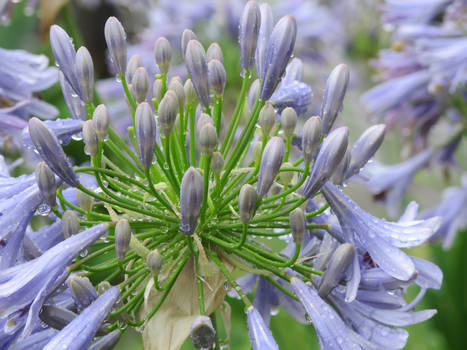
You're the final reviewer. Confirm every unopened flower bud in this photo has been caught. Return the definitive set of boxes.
[318,243,355,298]
[190,315,216,350]
[302,116,322,163]
[39,305,77,331]
[158,90,179,136]
[281,107,297,138]
[184,79,197,104]
[303,127,349,198]
[104,17,127,75]
[211,152,224,176]
[76,189,94,212]
[180,167,203,234]
[135,102,156,168]
[131,66,148,103]
[28,118,79,187]
[185,40,210,107]
[154,37,172,74]
[239,0,261,71]
[146,249,162,275]
[321,64,349,135]
[238,184,258,224]
[68,274,98,309]
[181,29,197,59]
[168,78,185,108]
[92,104,110,140]
[260,15,297,101]
[280,162,294,185]
[331,149,351,186]
[75,46,94,103]
[248,79,260,111]
[258,103,276,136]
[346,124,386,179]
[257,136,285,197]
[153,79,163,103]
[289,207,305,244]
[206,42,223,63]
[97,281,112,294]
[253,141,262,165]
[62,210,80,238]
[196,113,214,135]
[199,123,217,155]
[82,120,98,157]
[35,161,57,207]
[115,218,131,260]
[126,54,142,82]
[255,3,274,82]
[208,59,226,96]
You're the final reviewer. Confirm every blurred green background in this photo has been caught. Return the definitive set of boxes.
[2,2,466,349]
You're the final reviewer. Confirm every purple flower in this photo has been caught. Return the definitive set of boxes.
[290,277,361,349]
[270,81,313,116]
[43,287,119,350]
[246,307,279,350]
[361,148,433,217]
[22,118,84,150]
[382,0,450,24]
[321,182,441,281]
[0,223,108,336]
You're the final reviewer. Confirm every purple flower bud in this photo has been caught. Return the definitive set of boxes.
[197,113,214,135]
[302,116,322,163]
[190,315,216,350]
[59,72,86,121]
[346,124,386,179]
[146,249,162,274]
[115,218,131,260]
[126,54,142,82]
[206,42,223,63]
[68,274,98,309]
[211,151,224,176]
[321,64,350,135]
[259,16,297,101]
[83,120,98,157]
[248,79,260,112]
[271,81,313,116]
[185,40,210,107]
[135,102,156,168]
[239,1,261,71]
[258,102,276,136]
[130,66,149,103]
[280,107,297,138]
[181,29,198,59]
[75,46,94,103]
[43,287,119,350]
[104,17,127,75]
[246,307,279,350]
[199,123,217,155]
[50,25,81,99]
[158,90,179,136]
[28,117,79,187]
[35,161,56,207]
[153,79,163,103]
[184,78,197,105]
[180,167,203,234]
[239,184,258,224]
[154,37,172,74]
[331,149,351,186]
[62,210,80,238]
[257,136,285,197]
[168,78,185,108]
[281,57,304,87]
[92,104,110,140]
[289,207,305,244]
[318,243,355,298]
[208,59,226,96]
[39,304,77,331]
[255,3,274,81]
[303,126,349,198]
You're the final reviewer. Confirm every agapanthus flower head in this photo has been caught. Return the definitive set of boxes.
[1,5,446,349]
